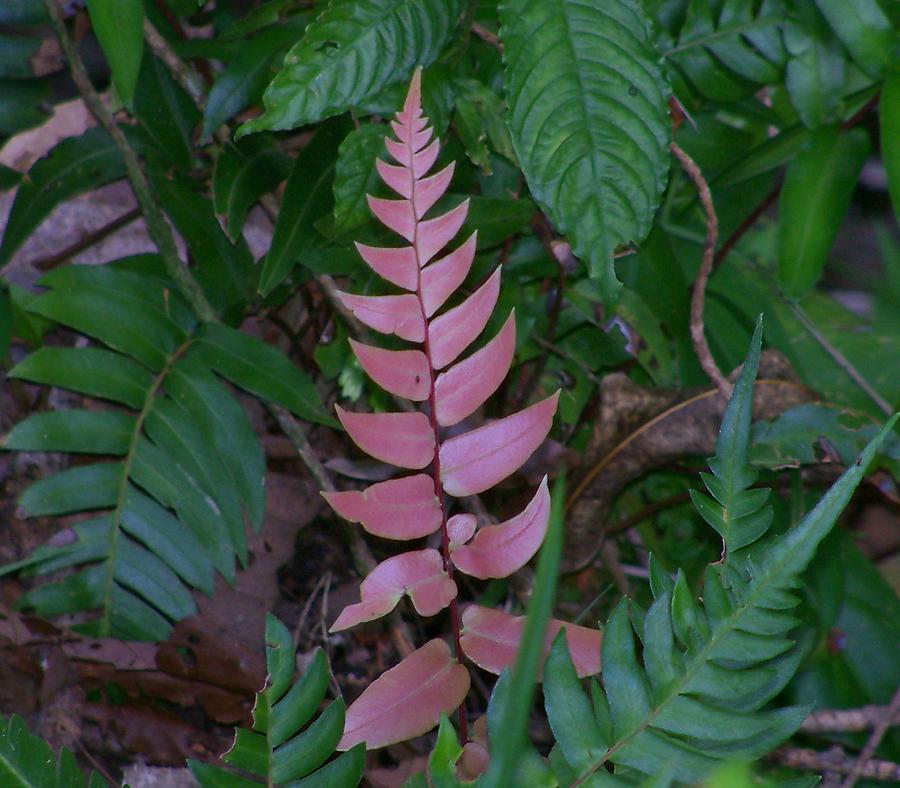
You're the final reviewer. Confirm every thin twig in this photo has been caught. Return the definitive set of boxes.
[802,704,900,733]
[471,22,501,50]
[44,0,217,324]
[29,207,141,271]
[771,746,900,782]
[841,685,900,788]
[714,180,781,268]
[670,140,731,400]
[143,18,206,108]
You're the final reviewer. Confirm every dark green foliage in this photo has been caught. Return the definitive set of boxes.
[1,263,330,640]
[189,615,365,787]
[0,715,108,787]
[542,329,898,784]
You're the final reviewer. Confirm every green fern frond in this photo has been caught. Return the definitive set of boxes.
[689,317,773,554]
[0,262,330,640]
[543,321,899,785]
[189,614,365,787]
[0,715,108,787]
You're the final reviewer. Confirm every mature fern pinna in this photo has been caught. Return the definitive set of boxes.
[322,70,600,752]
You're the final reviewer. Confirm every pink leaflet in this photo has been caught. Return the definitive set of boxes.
[376,159,413,199]
[451,477,549,579]
[459,605,602,679]
[336,406,435,470]
[349,340,430,401]
[434,311,516,427]
[355,243,417,290]
[368,196,416,242]
[336,291,424,342]
[417,200,469,263]
[412,138,441,178]
[338,638,470,750]
[421,232,477,317]
[447,513,477,546]
[413,162,455,217]
[330,548,456,632]
[440,391,560,496]
[429,267,501,370]
[321,474,442,540]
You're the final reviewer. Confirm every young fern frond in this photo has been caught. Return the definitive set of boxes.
[0,263,331,640]
[322,70,600,751]
[190,614,365,787]
[543,321,899,785]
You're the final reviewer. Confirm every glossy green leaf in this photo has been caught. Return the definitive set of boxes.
[499,0,670,302]
[2,410,135,455]
[777,125,869,299]
[166,361,267,530]
[882,69,900,221]
[259,119,349,296]
[289,745,365,788]
[267,649,330,747]
[544,632,608,773]
[19,462,123,517]
[8,347,153,410]
[783,8,846,128]
[152,175,255,315]
[26,275,188,371]
[237,0,461,136]
[202,17,311,138]
[85,0,144,107]
[190,323,335,426]
[134,54,200,171]
[332,124,386,236]
[213,135,291,240]
[427,715,462,788]
[453,79,517,174]
[0,129,125,268]
[814,0,892,77]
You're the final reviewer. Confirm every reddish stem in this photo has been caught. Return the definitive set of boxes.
[407,121,469,745]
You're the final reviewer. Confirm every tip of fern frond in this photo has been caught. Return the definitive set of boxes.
[403,67,423,118]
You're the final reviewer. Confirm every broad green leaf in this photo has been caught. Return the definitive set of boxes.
[783,8,846,128]
[814,0,892,78]
[0,2,46,24]
[8,347,153,410]
[463,195,535,249]
[134,54,200,171]
[0,163,20,192]
[427,716,462,788]
[3,410,135,455]
[152,175,255,315]
[202,16,311,138]
[190,323,335,427]
[213,135,291,240]
[259,118,349,295]
[332,124,386,236]
[0,129,125,267]
[882,69,900,221]
[777,125,869,299]
[237,0,461,136]
[85,0,144,107]
[453,78,517,174]
[499,0,670,302]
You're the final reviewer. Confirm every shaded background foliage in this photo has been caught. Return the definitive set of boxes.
[0,0,898,785]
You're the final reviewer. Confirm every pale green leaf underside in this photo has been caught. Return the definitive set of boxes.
[237,0,461,136]
[499,0,670,301]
